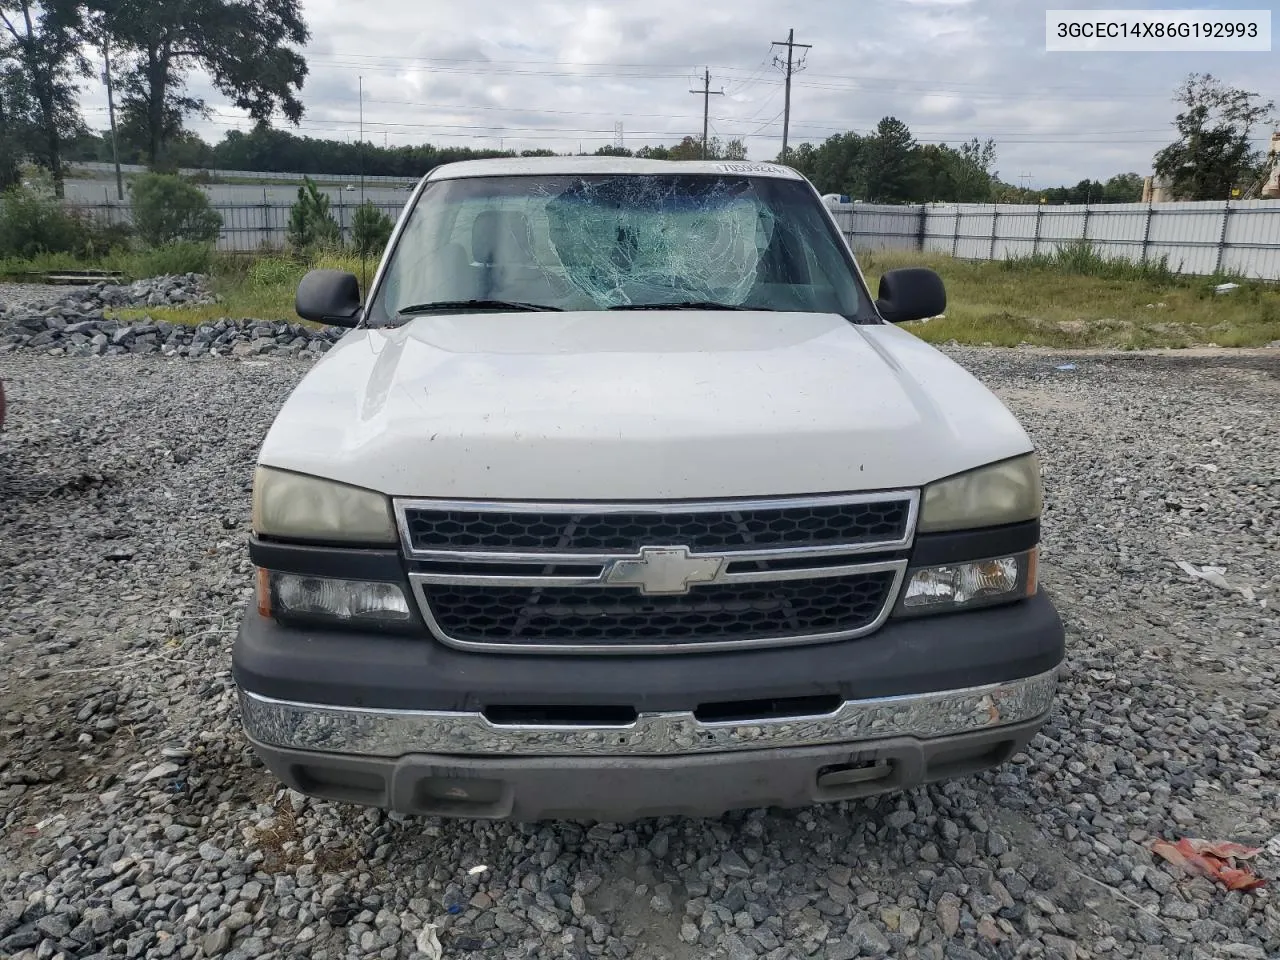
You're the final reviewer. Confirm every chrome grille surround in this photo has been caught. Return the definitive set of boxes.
[393,492,920,654]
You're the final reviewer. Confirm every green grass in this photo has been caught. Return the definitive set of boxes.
[0,241,216,283]
[109,251,369,325]
[858,245,1280,349]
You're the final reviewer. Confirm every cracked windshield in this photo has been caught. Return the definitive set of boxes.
[368,173,862,319]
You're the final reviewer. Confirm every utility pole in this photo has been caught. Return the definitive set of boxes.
[358,75,366,290]
[771,28,811,161]
[689,67,724,160]
[102,39,123,200]
[358,75,365,209]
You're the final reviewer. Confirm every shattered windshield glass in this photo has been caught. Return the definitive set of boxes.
[367,173,864,321]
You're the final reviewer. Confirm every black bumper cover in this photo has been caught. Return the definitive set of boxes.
[232,591,1065,713]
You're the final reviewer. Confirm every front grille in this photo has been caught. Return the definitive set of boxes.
[422,571,897,648]
[401,498,912,555]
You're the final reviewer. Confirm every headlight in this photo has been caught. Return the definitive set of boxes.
[918,453,1042,533]
[252,466,396,544]
[257,570,412,625]
[896,549,1038,617]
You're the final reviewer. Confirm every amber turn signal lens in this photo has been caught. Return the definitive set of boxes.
[256,567,272,618]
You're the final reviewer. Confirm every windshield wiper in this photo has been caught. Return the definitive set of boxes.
[398,299,563,314]
[607,301,756,311]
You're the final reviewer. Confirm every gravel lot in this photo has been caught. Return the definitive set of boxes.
[1,346,1277,960]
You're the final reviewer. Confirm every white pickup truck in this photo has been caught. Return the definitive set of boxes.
[233,157,1063,820]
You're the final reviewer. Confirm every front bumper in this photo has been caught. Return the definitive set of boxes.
[233,591,1064,819]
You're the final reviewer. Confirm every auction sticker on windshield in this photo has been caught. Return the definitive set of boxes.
[714,163,795,176]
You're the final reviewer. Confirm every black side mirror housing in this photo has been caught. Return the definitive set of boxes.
[875,267,946,324]
[296,269,363,326]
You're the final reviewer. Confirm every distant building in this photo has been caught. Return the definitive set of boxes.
[1141,175,1173,203]
[1262,132,1280,199]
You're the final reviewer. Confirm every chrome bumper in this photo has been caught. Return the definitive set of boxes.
[239,669,1057,758]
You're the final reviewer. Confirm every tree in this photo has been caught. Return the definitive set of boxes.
[0,0,88,196]
[861,117,917,203]
[793,132,866,196]
[129,172,221,246]
[658,135,746,161]
[0,57,36,189]
[635,144,671,160]
[1102,172,1143,203]
[912,140,995,203]
[350,201,392,258]
[594,145,632,157]
[99,0,309,168]
[286,176,339,250]
[666,136,707,161]
[1153,72,1275,200]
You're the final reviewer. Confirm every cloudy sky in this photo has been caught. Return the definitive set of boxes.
[76,0,1277,187]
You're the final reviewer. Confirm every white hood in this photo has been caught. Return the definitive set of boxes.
[258,312,1033,500]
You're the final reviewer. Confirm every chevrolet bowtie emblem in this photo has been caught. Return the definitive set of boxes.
[605,546,726,596]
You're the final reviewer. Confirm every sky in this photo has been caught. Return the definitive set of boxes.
[73,0,1279,188]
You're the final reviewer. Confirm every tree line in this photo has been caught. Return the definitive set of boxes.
[62,117,1147,205]
[2,0,307,194]
[59,124,751,179]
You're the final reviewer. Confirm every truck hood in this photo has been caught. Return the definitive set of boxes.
[259,312,1034,500]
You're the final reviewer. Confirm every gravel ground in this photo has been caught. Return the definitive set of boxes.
[0,283,74,311]
[0,346,1277,960]
[1,277,342,360]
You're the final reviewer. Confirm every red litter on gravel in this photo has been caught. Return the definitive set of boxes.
[1150,838,1266,892]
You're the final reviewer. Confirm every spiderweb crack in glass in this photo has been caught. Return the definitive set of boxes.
[538,176,769,307]
[402,500,912,554]
[424,572,896,647]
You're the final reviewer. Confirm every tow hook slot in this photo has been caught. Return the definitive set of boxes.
[816,759,894,797]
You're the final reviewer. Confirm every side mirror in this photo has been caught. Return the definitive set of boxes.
[875,267,946,324]
[296,269,362,326]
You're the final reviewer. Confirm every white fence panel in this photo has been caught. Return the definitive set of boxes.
[1223,203,1280,279]
[834,198,1280,280]
[844,204,919,252]
[921,204,959,255]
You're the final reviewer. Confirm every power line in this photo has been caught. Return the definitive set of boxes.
[72,102,1205,145]
[771,28,811,161]
[302,48,1180,103]
[690,67,725,159]
[722,52,774,98]
[747,108,787,138]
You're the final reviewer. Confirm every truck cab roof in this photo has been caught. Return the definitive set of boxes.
[424,155,806,182]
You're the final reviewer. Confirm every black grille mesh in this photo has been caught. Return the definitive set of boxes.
[403,500,911,554]
[424,571,896,647]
